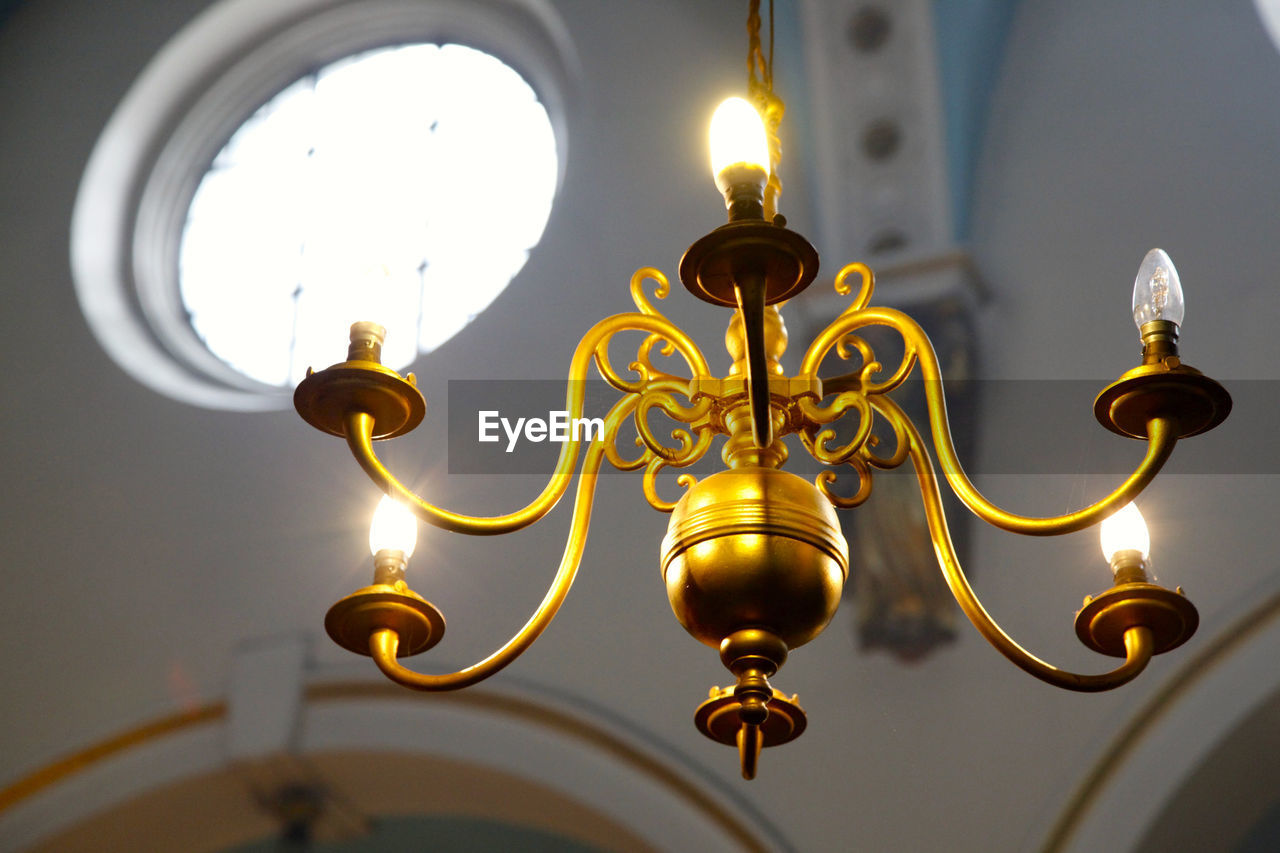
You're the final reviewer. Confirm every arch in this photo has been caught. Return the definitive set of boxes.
[0,680,789,853]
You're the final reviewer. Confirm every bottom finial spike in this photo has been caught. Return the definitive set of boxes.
[737,722,763,780]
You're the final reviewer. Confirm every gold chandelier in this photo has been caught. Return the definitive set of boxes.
[294,1,1231,779]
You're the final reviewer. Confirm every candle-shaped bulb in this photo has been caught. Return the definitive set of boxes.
[1100,502,1150,568]
[709,97,770,194]
[369,495,417,558]
[1132,248,1185,330]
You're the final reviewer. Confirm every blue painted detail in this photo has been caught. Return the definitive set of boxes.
[932,0,1020,240]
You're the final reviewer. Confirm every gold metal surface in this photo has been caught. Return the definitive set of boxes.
[303,248,1228,768]
[294,361,425,440]
[324,584,445,657]
[897,396,1159,690]
[303,246,1229,770]
[694,685,806,780]
[338,301,711,535]
[1094,362,1232,439]
[695,686,806,747]
[678,221,819,308]
[678,219,819,449]
[661,467,848,651]
[1076,583,1198,656]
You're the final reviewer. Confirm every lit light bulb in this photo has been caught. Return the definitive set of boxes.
[369,495,418,558]
[709,97,770,188]
[1132,248,1185,330]
[1099,502,1150,566]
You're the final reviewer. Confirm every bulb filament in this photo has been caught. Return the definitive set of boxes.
[1149,266,1169,315]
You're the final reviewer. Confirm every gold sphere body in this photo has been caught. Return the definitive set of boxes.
[660,467,849,651]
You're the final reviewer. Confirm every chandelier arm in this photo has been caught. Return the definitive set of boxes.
[902,411,1156,691]
[365,437,607,691]
[341,313,710,535]
[801,305,1180,535]
[344,411,562,535]
[914,364,1179,536]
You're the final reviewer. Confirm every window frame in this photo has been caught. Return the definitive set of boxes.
[71,0,576,410]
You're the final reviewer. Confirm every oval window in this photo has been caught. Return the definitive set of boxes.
[179,44,558,387]
[71,0,574,410]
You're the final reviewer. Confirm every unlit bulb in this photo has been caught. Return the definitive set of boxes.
[1100,503,1150,565]
[369,495,418,558]
[709,97,770,185]
[1132,248,1185,330]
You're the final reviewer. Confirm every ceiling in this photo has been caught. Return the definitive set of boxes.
[1,1,1279,851]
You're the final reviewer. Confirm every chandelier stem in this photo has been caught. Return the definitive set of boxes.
[734,274,774,449]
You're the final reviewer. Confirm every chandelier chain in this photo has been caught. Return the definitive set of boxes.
[747,0,784,219]
[746,0,772,92]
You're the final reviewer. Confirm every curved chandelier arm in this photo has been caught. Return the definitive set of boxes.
[903,412,1155,691]
[365,436,608,691]
[912,345,1179,536]
[343,312,710,535]
[345,410,558,536]
[802,305,1180,535]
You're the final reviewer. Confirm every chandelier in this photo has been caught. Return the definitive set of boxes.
[294,1,1231,779]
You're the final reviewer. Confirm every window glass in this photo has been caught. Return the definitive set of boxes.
[179,43,558,386]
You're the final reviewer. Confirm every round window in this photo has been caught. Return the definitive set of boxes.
[71,0,574,410]
[180,44,557,388]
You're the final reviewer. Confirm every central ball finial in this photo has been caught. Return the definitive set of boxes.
[660,467,848,652]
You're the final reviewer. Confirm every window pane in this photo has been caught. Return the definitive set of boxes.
[180,43,558,387]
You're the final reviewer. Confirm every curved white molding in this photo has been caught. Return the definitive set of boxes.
[301,684,789,853]
[1046,585,1280,852]
[0,678,788,853]
[1256,0,1280,55]
[70,0,578,410]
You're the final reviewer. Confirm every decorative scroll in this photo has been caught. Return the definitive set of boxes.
[592,269,717,510]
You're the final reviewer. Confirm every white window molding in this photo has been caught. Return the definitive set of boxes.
[71,0,578,410]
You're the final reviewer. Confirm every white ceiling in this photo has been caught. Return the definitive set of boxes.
[1,1,1279,851]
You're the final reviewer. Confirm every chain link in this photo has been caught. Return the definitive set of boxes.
[746,0,784,219]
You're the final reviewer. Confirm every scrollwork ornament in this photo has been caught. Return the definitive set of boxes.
[815,459,873,509]
[629,266,673,318]
[642,456,701,513]
[860,396,912,470]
